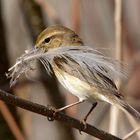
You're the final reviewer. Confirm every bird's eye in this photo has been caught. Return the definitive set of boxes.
[44,38,50,43]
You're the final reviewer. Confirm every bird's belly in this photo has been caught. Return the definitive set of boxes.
[54,68,106,102]
[56,71,89,101]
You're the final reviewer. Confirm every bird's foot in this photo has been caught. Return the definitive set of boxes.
[79,119,87,134]
[47,105,58,121]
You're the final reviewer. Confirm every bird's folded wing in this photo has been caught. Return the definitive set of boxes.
[53,54,123,99]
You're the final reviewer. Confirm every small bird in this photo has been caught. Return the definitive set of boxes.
[8,25,140,123]
[35,25,140,122]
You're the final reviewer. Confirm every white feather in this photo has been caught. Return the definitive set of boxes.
[6,46,128,87]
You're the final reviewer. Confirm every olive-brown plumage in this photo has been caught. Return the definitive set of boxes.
[34,25,140,122]
[36,25,84,49]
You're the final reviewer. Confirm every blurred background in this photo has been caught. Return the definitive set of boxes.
[0,0,140,140]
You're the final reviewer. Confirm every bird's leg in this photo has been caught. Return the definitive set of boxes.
[48,100,85,121]
[80,102,97,130]
[56,100,85,112]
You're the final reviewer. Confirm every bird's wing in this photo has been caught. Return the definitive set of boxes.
[53,55,119,94]
[52,47,126,99]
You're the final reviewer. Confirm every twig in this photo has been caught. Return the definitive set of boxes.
[123,127,140,140]
[109,0,122,134]
[71,0,80,33]
[114,1,140,139]
[0,101,25,140]
[115,0,123,61]
[0,89,122,140]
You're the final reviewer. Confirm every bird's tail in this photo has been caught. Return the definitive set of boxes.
[115,98,140,122]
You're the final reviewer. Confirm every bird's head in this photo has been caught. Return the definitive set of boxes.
[35,25,84,51]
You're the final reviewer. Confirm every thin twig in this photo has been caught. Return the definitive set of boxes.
[35,0,61,24]
[0,89,121,140]
[113,1,140,139]
[0,101,25,140]
[123,127,140,140]
[109,0,122,134]
[71,0,80,33]
[115,0,123,61]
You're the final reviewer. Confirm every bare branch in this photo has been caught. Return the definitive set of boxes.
[0,89,122,140]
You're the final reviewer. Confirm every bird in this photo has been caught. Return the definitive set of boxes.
[34,25,140,124]
[8,25,140,124]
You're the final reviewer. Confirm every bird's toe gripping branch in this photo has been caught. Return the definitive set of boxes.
[47,105,58,121]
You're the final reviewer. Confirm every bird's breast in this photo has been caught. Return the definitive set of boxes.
[53,66,105,102]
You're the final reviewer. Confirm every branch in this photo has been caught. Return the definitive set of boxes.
[0,89,122,140]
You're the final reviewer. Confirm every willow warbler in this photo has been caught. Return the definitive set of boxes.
[8,25,140,123]
[34,25,140,123]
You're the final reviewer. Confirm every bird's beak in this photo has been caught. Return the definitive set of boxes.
[35,45,49,53]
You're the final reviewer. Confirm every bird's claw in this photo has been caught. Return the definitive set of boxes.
[79,119,87,134]
[47,105,57,121]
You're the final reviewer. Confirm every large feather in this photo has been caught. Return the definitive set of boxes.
[6,46,128,88]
